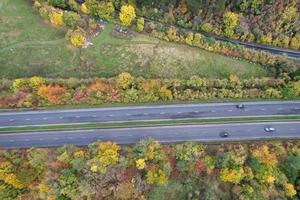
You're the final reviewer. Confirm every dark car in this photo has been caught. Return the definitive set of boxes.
[219,131,229,138]
[236,104,245,109]
[76,0,85,4]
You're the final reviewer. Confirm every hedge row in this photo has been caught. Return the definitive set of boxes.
[0,73,299,108]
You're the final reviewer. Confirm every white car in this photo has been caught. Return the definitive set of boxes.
[236,104,245,109]
[264,127,276,132]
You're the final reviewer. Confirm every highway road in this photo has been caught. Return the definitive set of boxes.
[0,122,299,148]
[0,101,299,128]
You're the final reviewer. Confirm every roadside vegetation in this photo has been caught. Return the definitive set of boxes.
[1,140,300,199]
[0,74,299,109]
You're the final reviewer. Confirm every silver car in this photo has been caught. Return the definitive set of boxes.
[236,104,245,109]
[264,126,276,132]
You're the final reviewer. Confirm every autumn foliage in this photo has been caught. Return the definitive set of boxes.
[1,141,300,199]
[38,85,69,105]
[0,74,299,109]
[119,5,136,27]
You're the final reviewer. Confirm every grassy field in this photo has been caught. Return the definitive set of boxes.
[0,0,267,79]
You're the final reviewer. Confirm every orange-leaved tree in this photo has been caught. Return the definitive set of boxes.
[38,85,69,105]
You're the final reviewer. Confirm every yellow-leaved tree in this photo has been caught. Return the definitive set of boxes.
[119,5,136,27]
[284,183,297,197]
[81,3,89,14]
[116,72,134,89]
[136,17,144,32]
[49,9,64,26]
[136,159,146,170]
[69,28,86,47]
[97,142,120,173]
[219,168,245,184]
[223,11,239,38]
[0,161,24,189]
[30,76,45,91]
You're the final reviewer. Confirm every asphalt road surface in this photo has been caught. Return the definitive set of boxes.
[0,101,299,128]
[0,122,299,148]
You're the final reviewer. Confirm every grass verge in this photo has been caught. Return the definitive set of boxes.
[1,115,299,133]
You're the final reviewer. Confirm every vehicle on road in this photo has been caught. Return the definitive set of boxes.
[236,104,245,109]
[219,131,229,138]
[264,126,276,132]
